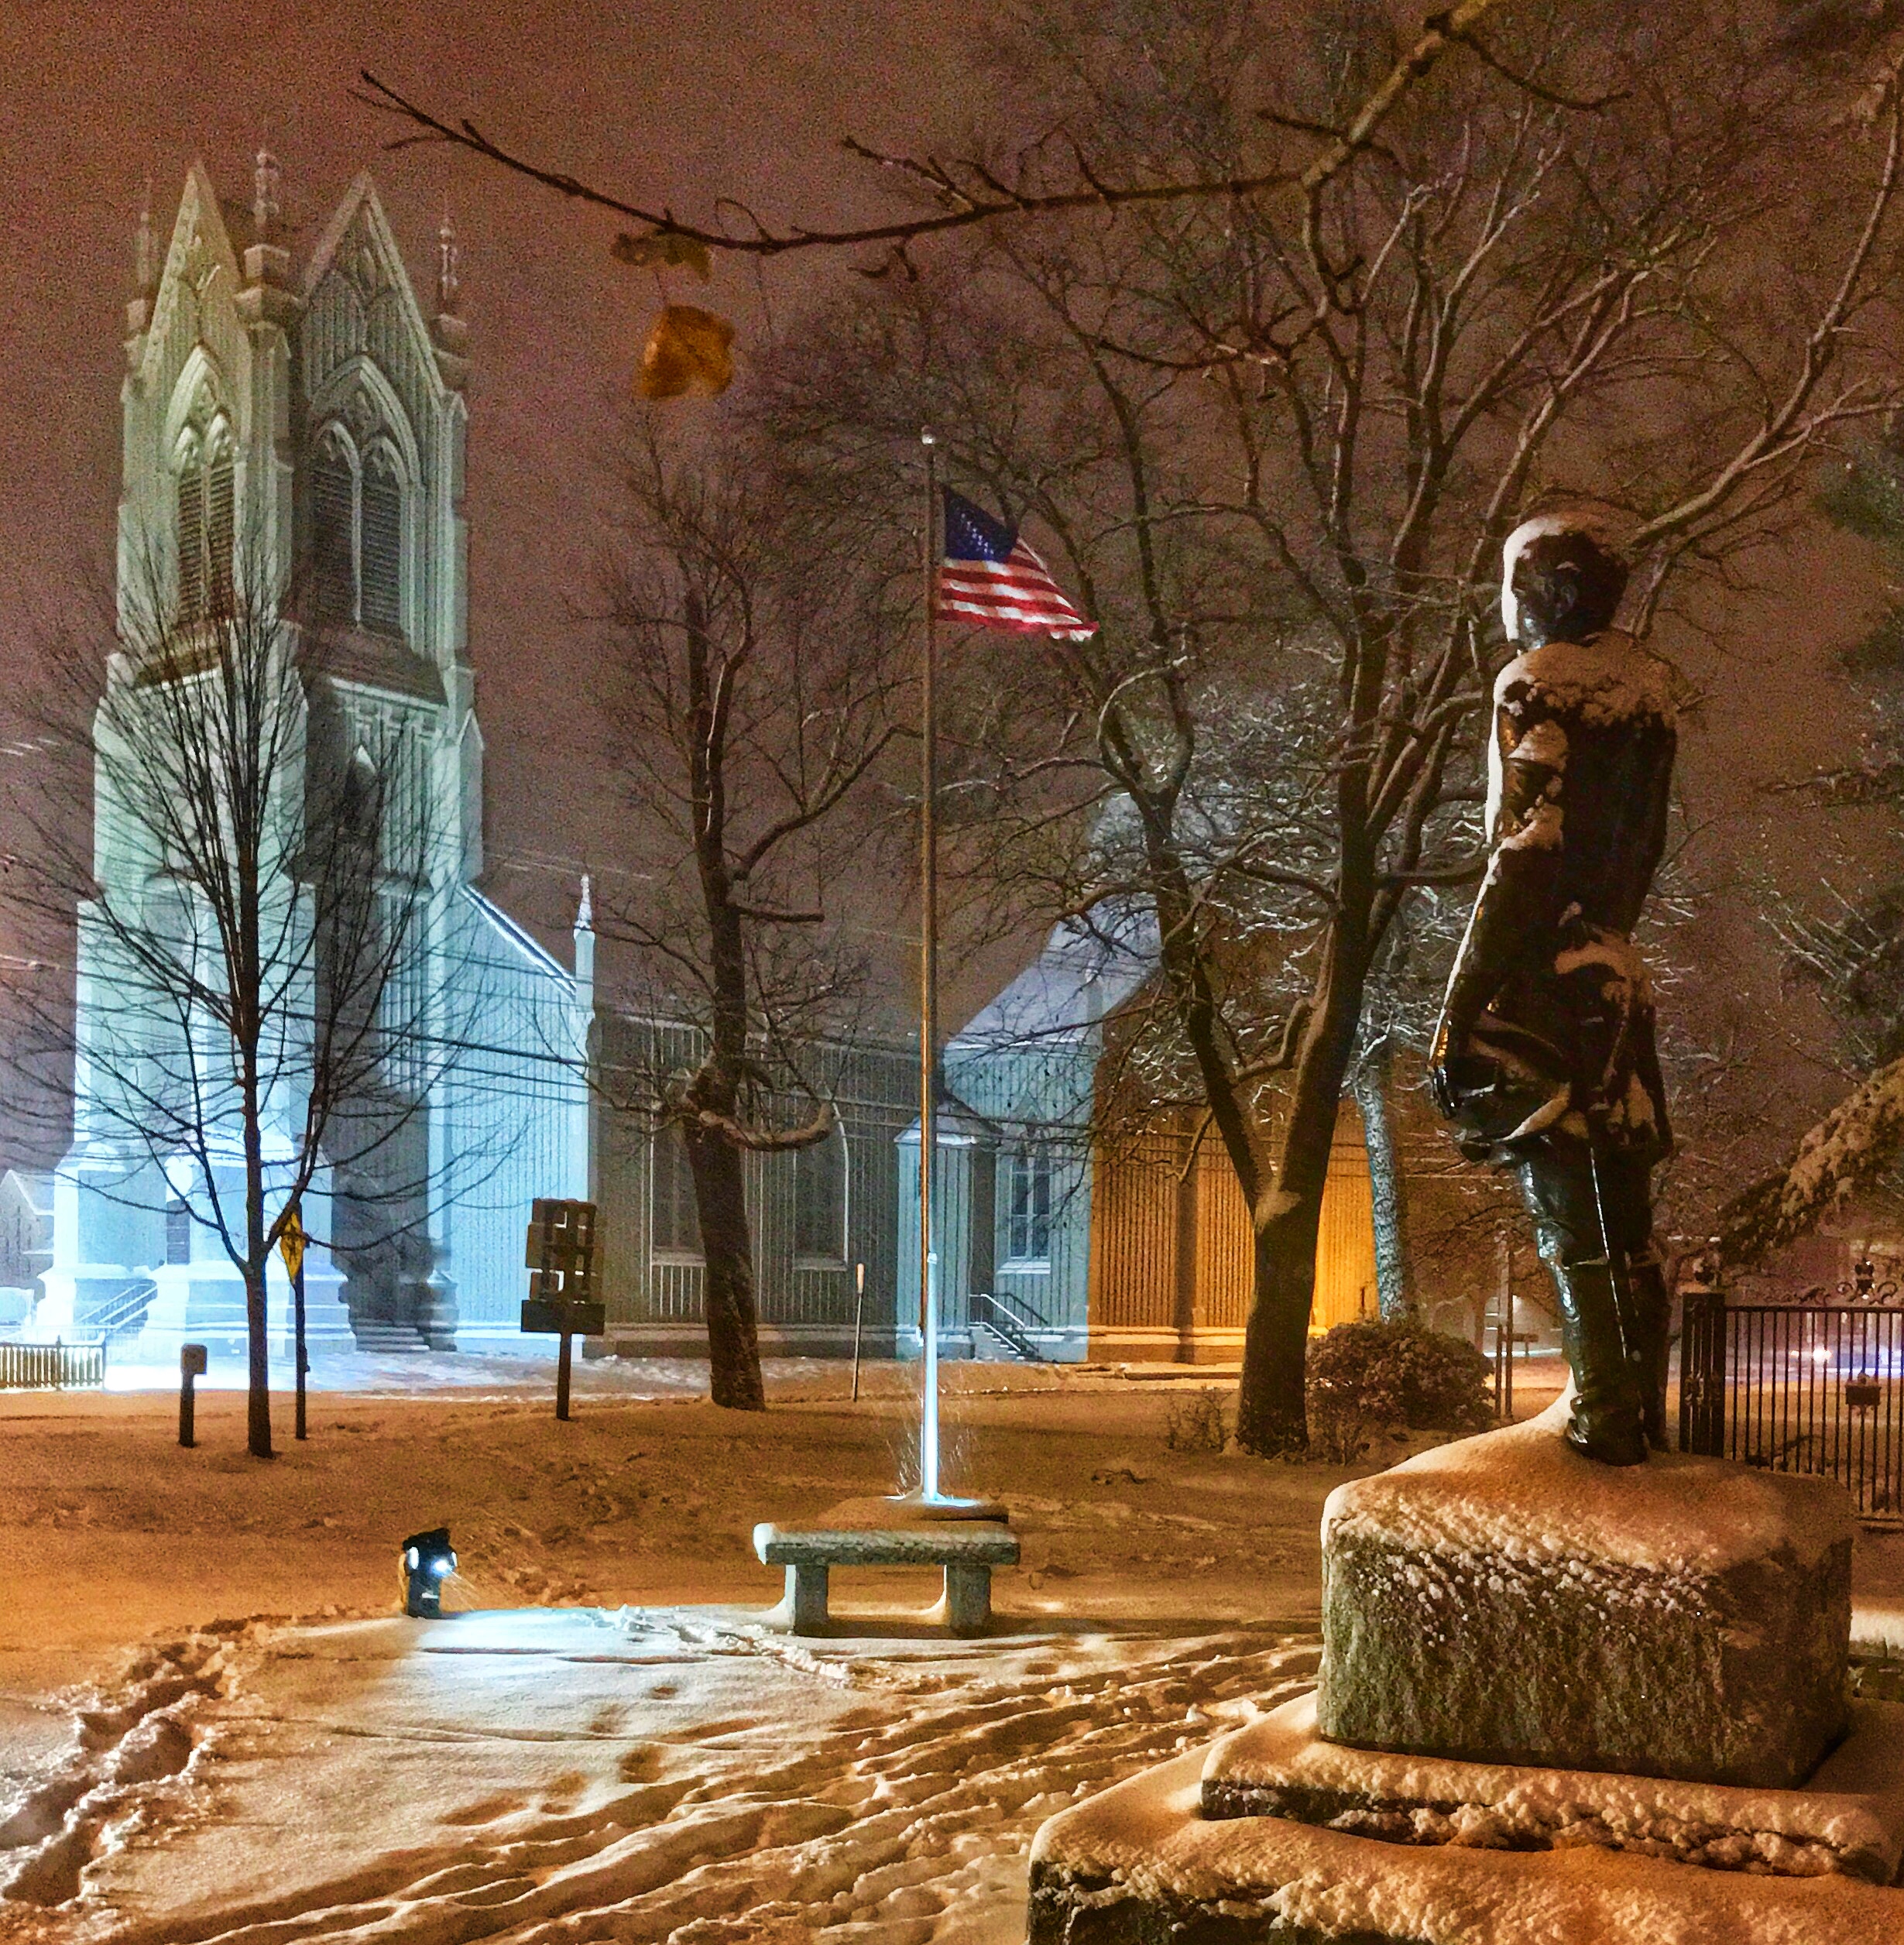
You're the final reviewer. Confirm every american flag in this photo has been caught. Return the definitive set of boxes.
[936,489,1095,640]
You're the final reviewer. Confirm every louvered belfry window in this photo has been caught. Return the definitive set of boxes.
[794,1130,846,1262]
[176,465,204,620]
[309,428,404,636]
[177,431,236,622]
[651,1126,702,1257]
[204,447,235,612]
[360,449,403,635]
[311,437,357,625]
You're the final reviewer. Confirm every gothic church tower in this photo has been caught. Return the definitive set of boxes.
[42,158,587,1358]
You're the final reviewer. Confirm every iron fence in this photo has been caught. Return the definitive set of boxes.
[1682,1284,1904,1521]
[0,1341,106,1391]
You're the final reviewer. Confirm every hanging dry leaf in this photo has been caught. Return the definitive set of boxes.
[638,304,736,400]
[612,228,712,280]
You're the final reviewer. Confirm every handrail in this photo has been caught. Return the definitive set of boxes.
[76,1278,156,1343]
[972,1288,1048,1364]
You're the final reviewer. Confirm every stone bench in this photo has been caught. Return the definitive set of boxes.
[753,1519,1020,1635]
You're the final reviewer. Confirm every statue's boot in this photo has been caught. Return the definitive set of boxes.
[1554,1254,1649,1466]
[1624,1252,1672,1451]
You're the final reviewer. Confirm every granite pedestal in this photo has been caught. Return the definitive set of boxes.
[1025,1406,1899,1943]
[1318,1400,1854,1787]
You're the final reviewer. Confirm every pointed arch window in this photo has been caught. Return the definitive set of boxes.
[176,426,235,622]
[311,433,358,625]
[360,448,403,634]
[309,425,406,638]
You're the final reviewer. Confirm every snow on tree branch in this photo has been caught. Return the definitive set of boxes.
[1719,1051,1904,1265]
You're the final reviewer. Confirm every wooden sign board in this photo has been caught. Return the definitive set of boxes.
[521,1199,602,1338]
[520,1297,606,1337]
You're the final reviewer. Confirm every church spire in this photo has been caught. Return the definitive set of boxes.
[437,208,461,318]
[252,149,281,241]
[573,875,596,997]
[133,177,156,293]
[431,207,469,382]
[125,178,157,344]
[241,150,294,302]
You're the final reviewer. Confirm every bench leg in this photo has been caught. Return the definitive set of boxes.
[944,1563,991,1636]
[786,1563,829,1635]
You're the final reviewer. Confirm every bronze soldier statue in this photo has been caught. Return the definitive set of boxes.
[1429,514,1676,1466]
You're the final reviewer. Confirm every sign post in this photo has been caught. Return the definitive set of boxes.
[179,1342,207,1448]
[850,1260,866,1404]
[520,1199,603,1422]
[278,1204,308,1441]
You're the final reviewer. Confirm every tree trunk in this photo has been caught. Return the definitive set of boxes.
[1350,1045,1415,1323]
[1237,1191,1329,1453]
[1234,914,1371,1455]
[685,1123,766,1411]
[681,587,769,1412]
[244,1258,273,1457]
[242,1062,273,1460]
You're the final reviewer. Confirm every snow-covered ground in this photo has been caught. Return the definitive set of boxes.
[0,1355,1898,1942]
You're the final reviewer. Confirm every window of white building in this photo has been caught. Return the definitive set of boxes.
[794,1127,846,1266]
[1004,1144,1052,1270]
[651,1123,702,1259]
[165,1198,191,1266]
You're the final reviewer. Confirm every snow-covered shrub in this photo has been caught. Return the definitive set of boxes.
[1305,1321,1493,1463]
[1164,1388,1230,1453]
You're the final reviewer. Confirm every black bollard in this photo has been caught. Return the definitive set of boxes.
[179,1342,207,1447]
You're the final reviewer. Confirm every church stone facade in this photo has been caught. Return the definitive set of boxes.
[41,159,589,1358]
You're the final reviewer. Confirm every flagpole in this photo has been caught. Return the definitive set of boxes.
[918,428,941,1504]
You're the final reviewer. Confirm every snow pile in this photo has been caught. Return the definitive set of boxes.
[1034,1747,1904,1944]
[1854,1599,1904,1659]
[0,1629,236,1912]
[1203,1694,1904,1882]
[1323,1398,1855,1576]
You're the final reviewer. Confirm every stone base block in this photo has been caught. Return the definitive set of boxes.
[1203,1692,1904,1882]
[1027,1746,1904,1945]
[1319,1402,1854,1787]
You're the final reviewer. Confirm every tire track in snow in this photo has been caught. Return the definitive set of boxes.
[74,1616,1321,1945]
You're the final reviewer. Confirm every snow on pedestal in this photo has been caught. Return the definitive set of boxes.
[1027,1747,1904,1945]
[1203,1691,1904,1882]
[1318,1401,1854,1789]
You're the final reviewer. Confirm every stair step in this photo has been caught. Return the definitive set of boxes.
[351,1322,432,1353]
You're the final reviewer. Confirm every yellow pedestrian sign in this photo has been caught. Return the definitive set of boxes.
[278,1206,306,1282]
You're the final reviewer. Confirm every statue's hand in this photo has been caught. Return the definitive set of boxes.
[1427,1015,1467,1121]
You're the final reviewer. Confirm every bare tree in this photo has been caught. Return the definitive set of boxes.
[370,0,1904,1446]
[591,427,906,1409]
[19,545,461,1457]
[755,0,1904,1449]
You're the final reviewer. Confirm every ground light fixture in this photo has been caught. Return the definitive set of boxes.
[401,1526,456,1617]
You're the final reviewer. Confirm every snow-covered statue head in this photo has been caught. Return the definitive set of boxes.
[1500,513,1629,649]
[1429,507,1676,1468]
